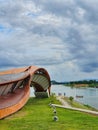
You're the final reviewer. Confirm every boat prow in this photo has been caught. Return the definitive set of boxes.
[0,66,51,119]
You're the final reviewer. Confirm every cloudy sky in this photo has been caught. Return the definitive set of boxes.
[0,0,98,81]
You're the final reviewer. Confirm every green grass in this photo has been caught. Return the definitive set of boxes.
[0,96,98,130]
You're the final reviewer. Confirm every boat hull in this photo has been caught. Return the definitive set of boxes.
[0,66,51,119]
[0,84,30,119]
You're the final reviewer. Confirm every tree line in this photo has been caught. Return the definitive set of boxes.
[65,80,98,87]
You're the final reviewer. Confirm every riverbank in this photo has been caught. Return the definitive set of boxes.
[51,85,98,109]
[59,96,98,111]
[1,96,98,130]
[55,96,98,115]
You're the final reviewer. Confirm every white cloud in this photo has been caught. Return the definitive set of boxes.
[0,0,98,81]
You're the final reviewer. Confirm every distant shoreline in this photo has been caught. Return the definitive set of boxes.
[51,79,98,88]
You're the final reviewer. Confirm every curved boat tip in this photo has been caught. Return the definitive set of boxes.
[0,65,51,119]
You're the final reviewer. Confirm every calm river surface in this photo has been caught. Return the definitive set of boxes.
[30,85,98,109]
[51,85,98,109]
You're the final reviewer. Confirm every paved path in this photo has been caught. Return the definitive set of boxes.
[56,96,71,108]
[54,96,98,115]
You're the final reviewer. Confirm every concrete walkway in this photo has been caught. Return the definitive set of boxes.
[54,96,98,115]
[56,96,71,108]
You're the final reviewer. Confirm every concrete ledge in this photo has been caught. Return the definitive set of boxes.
[52,104,98,116]
[34,92,48,98]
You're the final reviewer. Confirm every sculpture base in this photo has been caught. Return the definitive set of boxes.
[34,92,49,98]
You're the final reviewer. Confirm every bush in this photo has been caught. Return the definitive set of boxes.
[69,96,74,102]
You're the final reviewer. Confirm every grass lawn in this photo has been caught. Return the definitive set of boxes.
[0,96,98,130]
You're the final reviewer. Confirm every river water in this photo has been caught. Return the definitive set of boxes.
[51,85,98,109]
[30,84,98,109]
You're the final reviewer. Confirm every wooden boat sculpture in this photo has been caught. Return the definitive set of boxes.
[0,66,51,119]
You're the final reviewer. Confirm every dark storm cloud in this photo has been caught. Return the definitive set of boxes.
[76,0,98,24]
